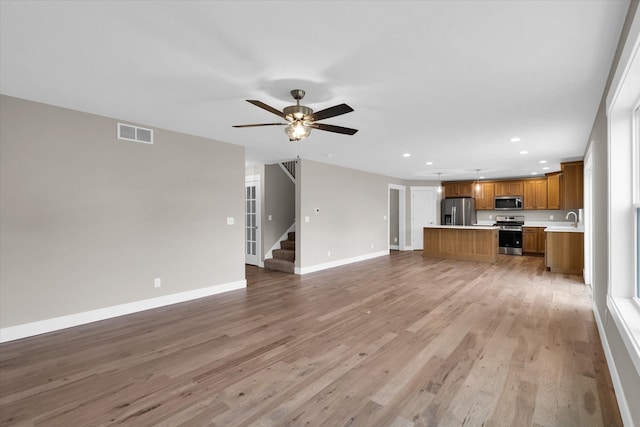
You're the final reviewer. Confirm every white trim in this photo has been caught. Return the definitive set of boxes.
[389,245,399,250]
[0,279,247,343]
[245,176,261,266]
[607,296,640,375]
[606,6,640,114]
[294,250,388,275]
[388,184,406,252]
[265,222,296,260]
[593,301,634,427]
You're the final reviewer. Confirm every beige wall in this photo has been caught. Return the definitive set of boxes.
[296,159,390,270]
[0,95,245,328]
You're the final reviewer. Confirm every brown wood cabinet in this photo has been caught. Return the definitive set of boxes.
[562,161,583,209]
[523,227,545,254]
[523,179,548,210]
[546,172,562,210]
[494,181,524,196]
[424,227,497,263]
[474,182,495,210]
[545,231,583,276]
[443,181,473,198]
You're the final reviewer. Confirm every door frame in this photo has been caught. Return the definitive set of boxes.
[245,175,262,266]
[388,184,406,251]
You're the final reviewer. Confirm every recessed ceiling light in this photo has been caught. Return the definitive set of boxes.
[426,161,433,165]
[510,137,521,142]
[542,166,550,170]
[403,153,411,158]
[539,160,547,164]
[519,150,528,155]
[479,176,485,179]
[531,172,538,175]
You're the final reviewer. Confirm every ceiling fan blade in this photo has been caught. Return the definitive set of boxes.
[309,103,354,121]
[246,100,285,118]
[309,122,359,135]
[233,123,286,128]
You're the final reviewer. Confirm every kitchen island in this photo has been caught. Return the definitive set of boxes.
[545,226,584,275]
[423,225,498,263]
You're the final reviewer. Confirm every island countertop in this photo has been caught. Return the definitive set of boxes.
[424,225,499,230]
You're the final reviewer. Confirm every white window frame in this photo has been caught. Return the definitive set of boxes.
[605,4,640,379]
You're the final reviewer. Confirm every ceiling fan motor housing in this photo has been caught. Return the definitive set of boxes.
[284,105,313,121]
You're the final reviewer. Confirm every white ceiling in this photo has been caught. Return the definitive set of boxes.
[0,1,631,181]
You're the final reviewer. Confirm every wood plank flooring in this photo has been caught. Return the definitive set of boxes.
[0,252,622,426]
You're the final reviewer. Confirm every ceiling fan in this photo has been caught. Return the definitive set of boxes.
[233,89,358,141]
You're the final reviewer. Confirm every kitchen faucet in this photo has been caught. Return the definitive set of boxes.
[566,211,578,228]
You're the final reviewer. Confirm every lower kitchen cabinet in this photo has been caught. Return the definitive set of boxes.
[523,227,545,254]
[545,231,583,275]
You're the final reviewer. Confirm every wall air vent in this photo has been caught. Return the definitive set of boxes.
[117,123,154,144]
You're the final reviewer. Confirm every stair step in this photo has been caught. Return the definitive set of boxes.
[287,231,295,241]
[280,240,295,250]
[264,258,295,274]
[273,249,295,261]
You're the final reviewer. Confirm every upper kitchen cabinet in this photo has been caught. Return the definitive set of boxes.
[561,161,583,209]
[546,172,563,210]
[475,182,495,210]
[494,181,524,196]
[443,181,473,198]
[523,178,548,210]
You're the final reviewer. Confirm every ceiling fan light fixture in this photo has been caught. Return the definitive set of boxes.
[285,121,311,141]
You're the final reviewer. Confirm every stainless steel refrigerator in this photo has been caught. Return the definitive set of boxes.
[441,198,476,226]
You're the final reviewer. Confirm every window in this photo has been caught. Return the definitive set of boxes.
[606,4,640,377]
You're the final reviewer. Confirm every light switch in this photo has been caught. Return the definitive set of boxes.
[268,214,272,221]
[227,217,234,225]
[383,215,387,220]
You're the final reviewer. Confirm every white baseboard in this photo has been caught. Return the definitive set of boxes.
[0,279,246,343]
[401,245,413,251]
[389,245,399,250]
[593,301,633,426]
[295,250,389,275]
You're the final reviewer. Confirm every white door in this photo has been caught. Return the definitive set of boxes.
[245,178,260,265]
[411,187,437,250]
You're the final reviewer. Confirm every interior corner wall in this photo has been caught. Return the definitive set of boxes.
[587,1,640,425]
[263,164,295,257]
[296,159,389,271]
[0,95,246,330]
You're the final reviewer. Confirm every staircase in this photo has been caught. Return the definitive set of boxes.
[264,232,295,273]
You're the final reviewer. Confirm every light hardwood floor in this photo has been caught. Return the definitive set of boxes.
[0,252,622,426]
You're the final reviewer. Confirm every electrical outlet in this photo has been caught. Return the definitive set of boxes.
[549,215,554,220]
[383,215,387,220]
[268,214,272,221]
[304,216,310,223]
[370,243,374,249]
[489,214,493,219]
[154,277,161,288]
[226,217,234,225]
[328,250,331,257]
[394,237,398,242]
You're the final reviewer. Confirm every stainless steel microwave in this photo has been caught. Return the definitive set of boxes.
[494,196,523,210]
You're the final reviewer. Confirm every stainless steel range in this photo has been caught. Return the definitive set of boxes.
[494,215,524,256]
